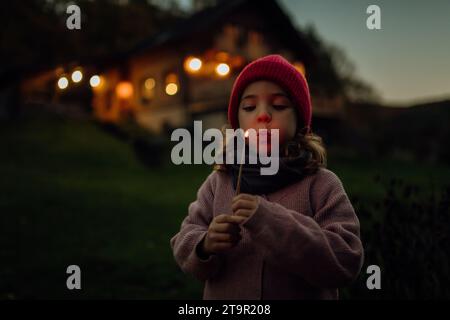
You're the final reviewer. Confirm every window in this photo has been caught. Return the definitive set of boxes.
[164,72,179,96]
[140,76,156,105]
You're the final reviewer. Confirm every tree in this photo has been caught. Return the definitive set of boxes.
[0,0,184,82]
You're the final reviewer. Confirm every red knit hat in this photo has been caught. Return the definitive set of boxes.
[227,54,312,133]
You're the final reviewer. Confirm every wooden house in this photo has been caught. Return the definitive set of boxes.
[91,0,330,133]
[16,0,346,134]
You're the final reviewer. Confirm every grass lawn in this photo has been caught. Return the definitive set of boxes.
[1,115,449,299]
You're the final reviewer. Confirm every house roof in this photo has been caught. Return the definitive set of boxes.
[3,0,315,88]
[126,0,316,64]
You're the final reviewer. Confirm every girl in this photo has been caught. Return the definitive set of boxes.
[170,54,364,299]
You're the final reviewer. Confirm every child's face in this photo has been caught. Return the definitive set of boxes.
[238,80,297,150]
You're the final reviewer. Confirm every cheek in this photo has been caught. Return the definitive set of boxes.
[285,121,297,140]
[276,130,291,147]
[237,111,252,130]
[274,114,297,143]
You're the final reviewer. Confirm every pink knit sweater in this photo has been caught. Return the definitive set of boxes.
[170,167,364,299]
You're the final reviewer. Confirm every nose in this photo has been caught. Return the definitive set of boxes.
[257,110,271,123]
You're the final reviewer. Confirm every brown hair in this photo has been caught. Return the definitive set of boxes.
[213,123,327,175]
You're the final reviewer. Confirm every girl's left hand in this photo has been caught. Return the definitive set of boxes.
[231,193,259,219]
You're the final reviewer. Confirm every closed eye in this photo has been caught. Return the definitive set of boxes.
[273,105,288,110]
[242,106,256,112]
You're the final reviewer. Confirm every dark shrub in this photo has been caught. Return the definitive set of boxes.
[343,177,450,299]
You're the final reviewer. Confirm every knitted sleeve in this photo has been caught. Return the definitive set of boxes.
[242,169,364,288]
[170,172,223,281]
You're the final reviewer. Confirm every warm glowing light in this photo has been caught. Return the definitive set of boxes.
[165,83,178,95]
[293,62,306,76]
[71,70,83,83]
[215,51,229,62]
[189,58,202,71]
[184,57,202,73]
[55,67,64,76]
[89,75,101,88]
[144,78,155,90]
[231,55,245,68]
[216,63,230,76]
[57,77,69,89]
[244,130,250,138]
[116,81,133,99]
[166,73,178,84]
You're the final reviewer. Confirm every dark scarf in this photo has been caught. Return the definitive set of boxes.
[226,144,313,195]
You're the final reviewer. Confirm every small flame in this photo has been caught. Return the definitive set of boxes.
[244,130,250,138]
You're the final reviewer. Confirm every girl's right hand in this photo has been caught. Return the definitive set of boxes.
[201,214,245,256]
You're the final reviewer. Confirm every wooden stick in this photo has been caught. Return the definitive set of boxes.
[236,130,249,195]
[236,161,244,195]
[235,133,247,195]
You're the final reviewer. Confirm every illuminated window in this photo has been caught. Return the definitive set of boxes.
[164,72,179,96]
[165,83,178,96]
[116,81,133,99]
[165,73,178,84]
[141,77,156,105]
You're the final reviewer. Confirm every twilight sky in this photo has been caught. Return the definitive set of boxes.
[279,0,450,105]
[178,0,450,104]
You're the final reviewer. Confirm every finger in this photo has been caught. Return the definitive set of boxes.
[215,214,247,225]
[212,234,242,245]
[209,232,236,242]
[212,222,242,234]
[231,199,256,212]
[232,193,256,203]
[234,208,253,218]
[215,214,245,224]
[214,214,231,223]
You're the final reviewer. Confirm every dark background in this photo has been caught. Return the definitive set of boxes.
[1,0,449,299]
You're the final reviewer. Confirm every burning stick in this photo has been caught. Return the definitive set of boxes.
[235,130,249,195]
